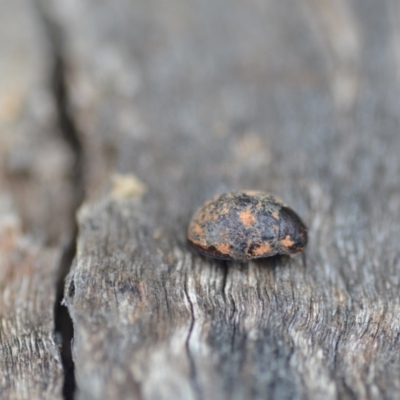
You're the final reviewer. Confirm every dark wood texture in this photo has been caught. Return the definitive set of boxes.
[3,0,400,398]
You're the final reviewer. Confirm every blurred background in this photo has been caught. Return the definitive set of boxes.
[2,0,400,247]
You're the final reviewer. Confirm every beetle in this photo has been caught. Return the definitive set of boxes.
[187,191,307,261]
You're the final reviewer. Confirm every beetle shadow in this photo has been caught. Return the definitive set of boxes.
[205,254,292,274]
[186,240,307,274]
[214,253,307,276]
[252,254,290,269]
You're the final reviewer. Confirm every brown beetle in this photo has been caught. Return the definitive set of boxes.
[187,191,307,261]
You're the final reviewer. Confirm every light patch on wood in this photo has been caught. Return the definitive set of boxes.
[111,173,147,199]
[233,134,271,168]
[239,209,256,227]
[272,211,279,220]
[243,190,262,196]
[153,229,162,240]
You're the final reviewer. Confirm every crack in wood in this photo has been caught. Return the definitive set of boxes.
[32,2,86,398]
[221,261,229,306]
[183,276,203,400]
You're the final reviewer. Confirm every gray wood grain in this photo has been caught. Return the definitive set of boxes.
[0,196,63,400]
[0,1,72,398]
[48,0,400,398]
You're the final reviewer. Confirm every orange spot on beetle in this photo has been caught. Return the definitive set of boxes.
[190,223,204,238]
[216,243,231,255]
[239,209,256,227]
[251,242,272,257]
[280,235,295,249]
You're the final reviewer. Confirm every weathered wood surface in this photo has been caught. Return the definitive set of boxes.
[0,1,73,398]
[0,198,63,399]
[50,0,400,399]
